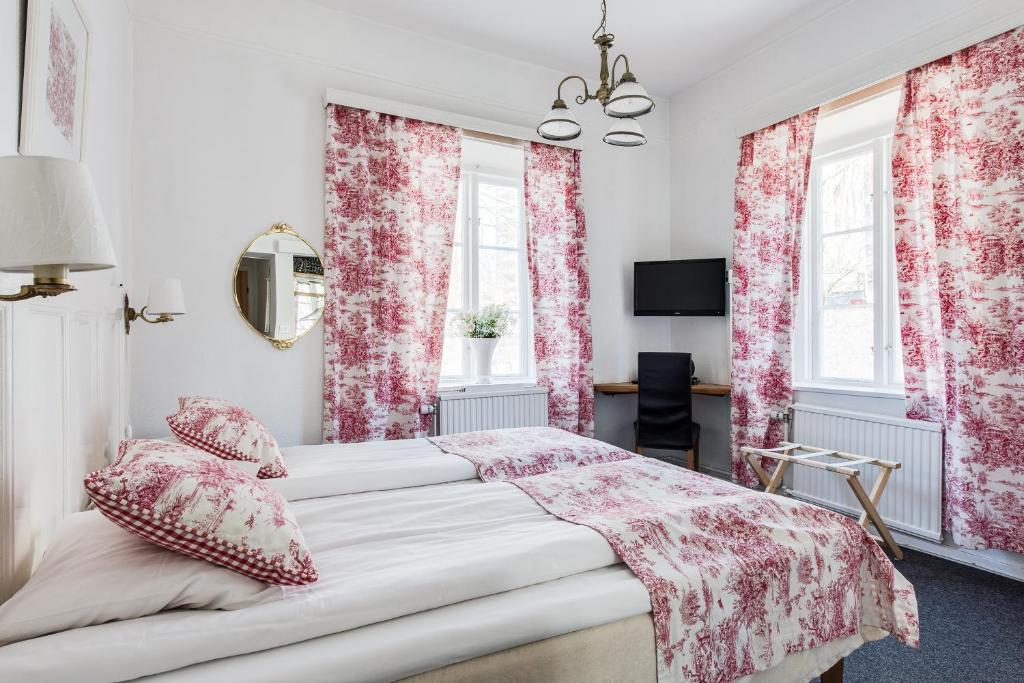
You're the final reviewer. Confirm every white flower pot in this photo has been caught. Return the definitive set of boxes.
[468,337,499,384]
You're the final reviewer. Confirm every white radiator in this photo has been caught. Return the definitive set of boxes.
[435,386,548,435]
[788,403,944,541]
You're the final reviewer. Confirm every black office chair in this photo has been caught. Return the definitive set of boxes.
[634,352,701,472]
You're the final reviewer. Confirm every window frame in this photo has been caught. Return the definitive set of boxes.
[795,132,903,392]
[440,167,534,386]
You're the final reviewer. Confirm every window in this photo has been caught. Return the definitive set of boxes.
[440,138,533,384]
[795,92,903,390]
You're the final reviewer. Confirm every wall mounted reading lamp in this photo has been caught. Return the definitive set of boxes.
[124,278,186,334]
[0,156,117,301]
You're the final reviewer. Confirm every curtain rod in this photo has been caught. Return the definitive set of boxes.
[819,75,905,116]
[323,88,583,150]
[463,129,524,147]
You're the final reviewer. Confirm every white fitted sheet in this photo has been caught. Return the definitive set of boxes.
[143,564,873,683]
[269,438,478,501]
[144,565,652,682]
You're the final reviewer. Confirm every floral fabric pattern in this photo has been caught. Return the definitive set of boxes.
[167,396,286,479]
[730,111,818,486]
[891,27,1024,553]
[524,143,594,436]
[85,440,317,586]
[46,8,77,141]
[428,426,636,481]
[513,458,919,682]
[323,104,461,443]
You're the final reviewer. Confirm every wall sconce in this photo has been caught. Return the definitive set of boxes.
[124,278,186,334]
[0,156,118,300]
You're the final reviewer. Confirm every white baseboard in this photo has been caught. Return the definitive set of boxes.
[699,464,733,480]
[891,531,1024,582]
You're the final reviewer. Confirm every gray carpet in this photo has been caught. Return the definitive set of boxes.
[812,549,1024,682]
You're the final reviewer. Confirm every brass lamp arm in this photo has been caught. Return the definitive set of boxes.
[556,75,596,106]
[610,53,631,88]
[123,293,173,335]
[0,282,76,302]
[134,306,173,324]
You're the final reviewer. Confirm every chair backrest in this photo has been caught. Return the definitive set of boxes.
[636,352,695,450]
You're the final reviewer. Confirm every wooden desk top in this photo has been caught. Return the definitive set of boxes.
[593,382,731,397]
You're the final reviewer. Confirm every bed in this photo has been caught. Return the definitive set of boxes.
[0,429,915,682]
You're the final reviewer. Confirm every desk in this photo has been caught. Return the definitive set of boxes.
[593,382,730,397]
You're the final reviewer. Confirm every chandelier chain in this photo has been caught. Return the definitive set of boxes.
[591,0,612,41]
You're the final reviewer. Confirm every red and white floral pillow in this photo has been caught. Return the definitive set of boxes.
[84,439,317,586]
[167,396,287,479]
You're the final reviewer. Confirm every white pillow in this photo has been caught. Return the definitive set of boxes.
[0,511,282,645]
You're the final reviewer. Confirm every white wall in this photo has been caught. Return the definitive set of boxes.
[128,0,671,449]
[0,0,133,600]
[668,0,1024,476]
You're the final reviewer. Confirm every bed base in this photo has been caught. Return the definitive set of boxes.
[399,614,846,682]
[399,614,656,682]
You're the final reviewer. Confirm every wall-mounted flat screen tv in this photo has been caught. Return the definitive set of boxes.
[634,258,727,316]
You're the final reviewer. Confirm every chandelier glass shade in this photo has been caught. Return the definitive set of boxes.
[537,1,654,146]
[604,75,655,118]
[603,117,646,147]
[536,100,583,141]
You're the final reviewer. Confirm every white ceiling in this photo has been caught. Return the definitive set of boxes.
[308,0,831,97]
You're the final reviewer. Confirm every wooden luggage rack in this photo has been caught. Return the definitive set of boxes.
[741,442,903,559]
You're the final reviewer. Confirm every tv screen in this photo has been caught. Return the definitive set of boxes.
[634,258,727,316]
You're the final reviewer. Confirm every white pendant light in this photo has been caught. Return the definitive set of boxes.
[537,99,582,141]
[603,117,646,147]
[604,73,655,118]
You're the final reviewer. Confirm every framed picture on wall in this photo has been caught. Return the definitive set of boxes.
[19,0,89,160]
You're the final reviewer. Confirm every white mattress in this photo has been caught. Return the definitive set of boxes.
[268,438,479,501]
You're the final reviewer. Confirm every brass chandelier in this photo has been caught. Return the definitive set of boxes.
[537,0,655,147]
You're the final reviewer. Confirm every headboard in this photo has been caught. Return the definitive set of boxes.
[0,290,127,602]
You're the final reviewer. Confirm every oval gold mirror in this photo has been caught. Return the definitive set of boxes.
[233,223,325,350]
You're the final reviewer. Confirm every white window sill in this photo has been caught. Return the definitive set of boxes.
[439,379,538,393]
[794,382,905,400]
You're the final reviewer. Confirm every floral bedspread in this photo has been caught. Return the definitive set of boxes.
[511,458,919,682]
[427,426,636,481]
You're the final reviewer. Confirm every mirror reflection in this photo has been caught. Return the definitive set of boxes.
[233,223,325,349]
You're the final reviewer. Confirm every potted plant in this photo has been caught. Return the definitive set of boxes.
[454,304,513,384]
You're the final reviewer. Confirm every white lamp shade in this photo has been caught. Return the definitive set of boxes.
[537,106,582,141]
[604,80,655,118]
[603,118,647,147]
[147,278,186,316]
[0,156,117,273]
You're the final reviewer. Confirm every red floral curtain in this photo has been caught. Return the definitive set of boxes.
[892,28,1024,553]
[524,142,594,436]
[322,104,461,443]
[730,110,818,486]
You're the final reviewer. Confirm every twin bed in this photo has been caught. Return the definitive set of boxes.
[0,427,918,682]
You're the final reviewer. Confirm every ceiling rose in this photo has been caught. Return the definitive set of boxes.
[537,0,654,146]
